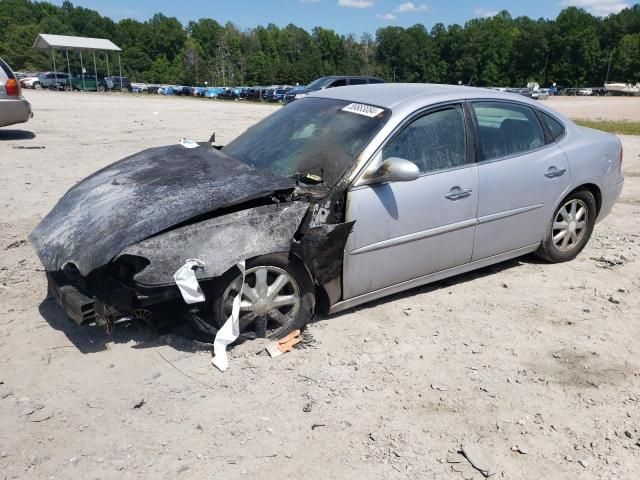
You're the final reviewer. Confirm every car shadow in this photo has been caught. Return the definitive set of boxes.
[37,253,545,354]
[0,129,36,141]
[323,253,541,322]
[38,297,164,354]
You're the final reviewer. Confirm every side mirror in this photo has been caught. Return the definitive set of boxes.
[362,157,420,185]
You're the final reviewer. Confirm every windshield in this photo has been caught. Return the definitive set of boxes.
[224,97,389,187]
[306,77,333,91]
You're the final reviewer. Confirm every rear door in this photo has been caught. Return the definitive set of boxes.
[470,101,570,260]
[343,103,478,299]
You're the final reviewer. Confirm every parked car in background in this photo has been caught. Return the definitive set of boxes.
[266,87,292,102]
[39,72,69,89]
[204,87,225,98]
[578,88,593,96]
[591,87,608,96]
[130,82,149,93]
[219,88,239,100]
[247,87,270,100]
[19,74,43,89]
[0,57,32,127]
[106,76,131,92]
[530,88,550,100]
[283,76,385,104]
[68,75,107,92]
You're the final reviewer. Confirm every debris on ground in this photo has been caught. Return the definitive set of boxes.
[29,407,54,423]
[132,399,146,409]
[266,329,302,358]
[4,239,26,250]
[511,441,532,455]
[460,443,496,477]
[591,255,625,268]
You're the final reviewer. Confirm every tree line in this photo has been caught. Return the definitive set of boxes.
[1,0,639,88]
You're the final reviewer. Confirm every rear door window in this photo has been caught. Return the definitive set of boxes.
[349,78,367,85]
[540,112,566,142]
[472,102,545,161]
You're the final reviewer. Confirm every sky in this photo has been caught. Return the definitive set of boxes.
[50,0,635,35]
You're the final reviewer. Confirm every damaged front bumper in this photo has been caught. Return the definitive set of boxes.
[46,270,181,326]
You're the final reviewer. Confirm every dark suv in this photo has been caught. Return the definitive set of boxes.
[105,76,131,92]
[283,76,385,104]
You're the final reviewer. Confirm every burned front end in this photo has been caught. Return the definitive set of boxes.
[45,254,174,327]
[30,142,352,331]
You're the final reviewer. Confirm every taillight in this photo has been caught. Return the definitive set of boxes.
[5,78,19,96]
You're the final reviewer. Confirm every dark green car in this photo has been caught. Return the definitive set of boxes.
[67,75,107,92]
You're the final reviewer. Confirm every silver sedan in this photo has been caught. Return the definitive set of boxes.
[32,84,624,341]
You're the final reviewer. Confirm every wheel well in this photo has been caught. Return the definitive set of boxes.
[571,183,602,216]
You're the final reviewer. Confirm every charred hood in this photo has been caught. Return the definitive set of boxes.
[30,143,296,276]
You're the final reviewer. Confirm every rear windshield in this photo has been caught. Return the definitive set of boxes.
[0,58,15,80]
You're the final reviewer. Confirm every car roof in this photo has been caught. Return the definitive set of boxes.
[309,82,550,113]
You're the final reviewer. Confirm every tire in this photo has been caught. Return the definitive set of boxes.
[536,189,597,263]
[64,84,72,91]
[121,87,128,93]
[34,82,41,89]
[210,254,314,340]
[97,84,105,92]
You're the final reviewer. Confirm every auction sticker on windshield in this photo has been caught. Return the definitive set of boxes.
[342,103,385,118]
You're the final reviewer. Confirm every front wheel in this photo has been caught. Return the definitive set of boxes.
[210,254,314,340]
[33,82,41,89]
[536,190,597,263]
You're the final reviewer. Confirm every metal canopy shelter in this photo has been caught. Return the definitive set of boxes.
[32,34,123,92]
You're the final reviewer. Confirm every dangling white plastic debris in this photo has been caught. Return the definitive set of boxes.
[173,259,206,304]
[212,261,246,372]
[179,138,199,149]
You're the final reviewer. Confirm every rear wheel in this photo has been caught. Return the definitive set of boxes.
[97,84,105,92]
[211,254,314,340]
[536,190,596,263]
[33,82,41,89]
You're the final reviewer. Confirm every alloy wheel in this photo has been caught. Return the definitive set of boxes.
[552,199,588,252]
[221,266,300,338]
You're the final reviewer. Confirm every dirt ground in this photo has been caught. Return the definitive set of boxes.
[0,91,639,480]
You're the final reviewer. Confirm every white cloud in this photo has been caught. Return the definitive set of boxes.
[393,2,429,13]
[560,0,630,16]
[474,7,499,17]
[338,0,374,8]
[376,13,397,20]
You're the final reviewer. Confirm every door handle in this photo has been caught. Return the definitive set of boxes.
[545,166,567,178]
[445,187,473,200]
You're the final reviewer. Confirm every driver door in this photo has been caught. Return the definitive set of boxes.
[342,104,479,299]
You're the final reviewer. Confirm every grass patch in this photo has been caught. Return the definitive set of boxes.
[573,119,640,136]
